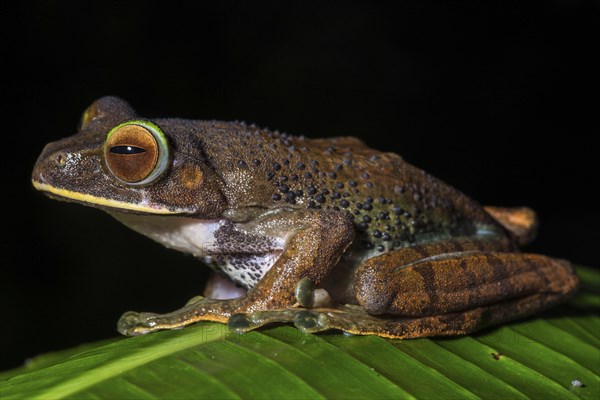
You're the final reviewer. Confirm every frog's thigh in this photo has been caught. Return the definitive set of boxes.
[355,241,579,321]
[294,238,576,339]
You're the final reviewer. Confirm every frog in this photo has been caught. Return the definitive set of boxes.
[31,96,580,339]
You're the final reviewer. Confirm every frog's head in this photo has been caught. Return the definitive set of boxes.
[32,96,226,217]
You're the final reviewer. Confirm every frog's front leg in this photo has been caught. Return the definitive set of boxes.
[300,238,579,338]
[117,209,355,336]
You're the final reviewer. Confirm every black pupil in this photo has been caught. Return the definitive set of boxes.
[110,145,146,155]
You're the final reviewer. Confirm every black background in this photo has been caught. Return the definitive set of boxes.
[2,1,598,370]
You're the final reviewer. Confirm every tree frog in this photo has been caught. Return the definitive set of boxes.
[31,97,579,338]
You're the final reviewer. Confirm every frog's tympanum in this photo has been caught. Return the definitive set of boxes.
[32,97,579,338]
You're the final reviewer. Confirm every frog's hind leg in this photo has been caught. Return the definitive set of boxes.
[294,238,579,339]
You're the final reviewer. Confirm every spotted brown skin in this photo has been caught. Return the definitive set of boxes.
[32,96,580,338]
[193,123,500,252]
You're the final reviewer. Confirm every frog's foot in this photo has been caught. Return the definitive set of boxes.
[225,304,455,338]
[229,291,576,339]
[286,298,549,338]
[118,278,338,337]
[228,278,338,334]
[484,206,539,247]
[118,291,541,339]
[117,296,242,336]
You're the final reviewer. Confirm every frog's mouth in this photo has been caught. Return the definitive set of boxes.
[32,180,189,215]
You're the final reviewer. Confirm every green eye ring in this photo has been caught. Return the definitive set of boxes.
[104,120,170,186]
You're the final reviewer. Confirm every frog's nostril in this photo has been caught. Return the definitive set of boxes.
[54,151,67,168]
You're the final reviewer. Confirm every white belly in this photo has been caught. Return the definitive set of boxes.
[109,212,285,289]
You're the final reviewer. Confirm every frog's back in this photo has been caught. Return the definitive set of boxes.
[167,119,504,252]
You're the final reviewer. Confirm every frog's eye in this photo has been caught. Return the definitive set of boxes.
[104,120,169,185]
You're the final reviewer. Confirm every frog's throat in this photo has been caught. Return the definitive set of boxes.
[32,180,187,215]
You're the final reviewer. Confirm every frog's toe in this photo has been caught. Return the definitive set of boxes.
[117,311,144,336]
[294,279,334,309]
[293,310,321,332]
[226,307,359,335]
[227,308,302,334]
[295,278,316,307]
[117,311,164,336]
[293,309,354,334]
[227,313,254,333]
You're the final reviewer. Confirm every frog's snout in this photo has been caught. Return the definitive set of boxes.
[32,142,64,186]
[31,138,88,193]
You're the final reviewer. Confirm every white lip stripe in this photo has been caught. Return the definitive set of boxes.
[32,180,185,215]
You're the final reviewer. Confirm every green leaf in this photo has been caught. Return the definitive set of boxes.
[1,266,598,399]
